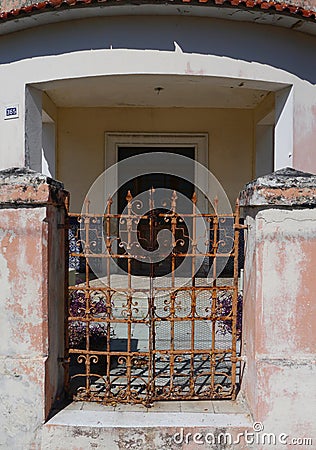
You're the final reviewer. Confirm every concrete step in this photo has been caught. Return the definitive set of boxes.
[42,400,253,449]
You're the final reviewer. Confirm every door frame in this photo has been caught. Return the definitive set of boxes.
[105,132,209,211]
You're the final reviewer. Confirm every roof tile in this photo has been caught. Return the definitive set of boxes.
[0,0,315,23]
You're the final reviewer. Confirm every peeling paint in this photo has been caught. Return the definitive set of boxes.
[241,172,316,441]
[185,62,205,76]
[0,167,66,206]
[240,167,316,207]
[0,171,66,449]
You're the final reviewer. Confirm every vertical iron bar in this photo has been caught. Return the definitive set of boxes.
[105,196,113,399]
[84,198,91,395]
[64,192,70,398]
[231,200,240,399]
[190,192,197,396]
[210,204,218,395]
[126,191,133,402]
[169,190,177,396]
[148,187,155,404]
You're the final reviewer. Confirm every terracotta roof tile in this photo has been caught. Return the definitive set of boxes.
[0,0,315,23]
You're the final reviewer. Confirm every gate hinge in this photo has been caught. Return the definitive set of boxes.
[58,356,70,364]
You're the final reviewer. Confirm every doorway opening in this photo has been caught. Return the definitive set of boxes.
[117,146,195,276]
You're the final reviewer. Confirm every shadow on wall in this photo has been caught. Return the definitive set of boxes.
[0,15,315,83]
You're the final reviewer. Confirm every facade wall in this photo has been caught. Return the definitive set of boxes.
[0,15,315,176]
[241,206,316,438]
[293,82,316,172]
[0,8,315,448]
[57,107,253,211]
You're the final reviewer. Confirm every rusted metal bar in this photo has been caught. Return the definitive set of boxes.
[231,200,240,400]
[63,192,70,398]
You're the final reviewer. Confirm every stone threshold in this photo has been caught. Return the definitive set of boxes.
[45,400,252,429]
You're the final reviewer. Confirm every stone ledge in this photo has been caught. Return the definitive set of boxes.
[0,167,67,207]
[47,400,251,427]
[45,409,252,429]
[42,402,253,449]
[239,167,316,207]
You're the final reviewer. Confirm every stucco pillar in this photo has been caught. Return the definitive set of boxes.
[239,168,316,443]
[0,168,68,449]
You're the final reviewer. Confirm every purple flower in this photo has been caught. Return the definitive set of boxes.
[68,290,109,348]
[217,292,243,338]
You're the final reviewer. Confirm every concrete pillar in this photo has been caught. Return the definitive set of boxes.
[0,167,68,449]
[239,167,316,443]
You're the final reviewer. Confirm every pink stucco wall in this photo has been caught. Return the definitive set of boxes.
[0,169,67,448]
[240,172,316,443]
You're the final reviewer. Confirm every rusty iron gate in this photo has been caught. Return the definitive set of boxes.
[65,190,244,405]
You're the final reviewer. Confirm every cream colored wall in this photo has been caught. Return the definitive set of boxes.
[57,107,254,211]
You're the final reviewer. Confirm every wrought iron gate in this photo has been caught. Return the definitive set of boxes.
[65,190,244,405]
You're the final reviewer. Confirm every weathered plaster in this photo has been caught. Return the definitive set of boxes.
[0,167,65,206]
[240,167,316,206]
[0,168,67,449]
[0,207,47,356]
[42,425,253,449]
[255,208,316,356]
[256,360,316,437]
[240,169,316,445]
[0,357,44,448]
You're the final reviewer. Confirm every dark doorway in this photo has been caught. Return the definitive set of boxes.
[117,147,195,276]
